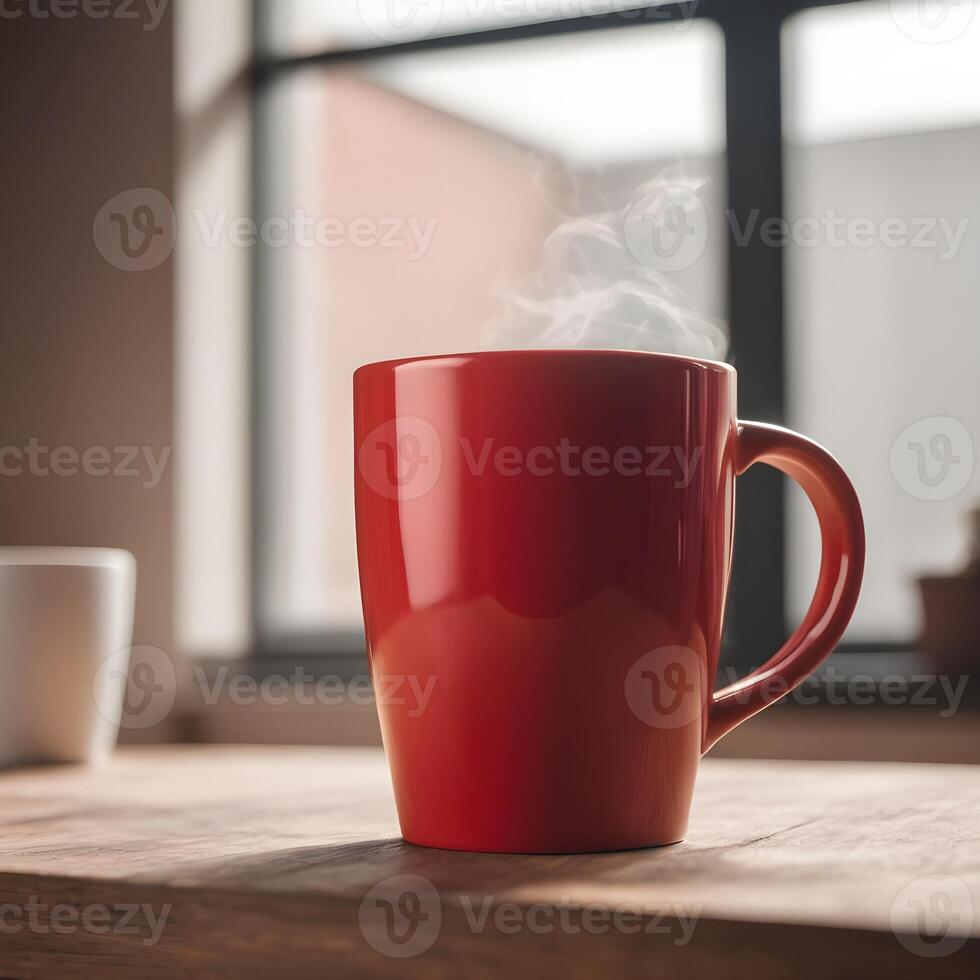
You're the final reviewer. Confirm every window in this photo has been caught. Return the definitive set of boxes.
[251,3,728,659]
[783,1,980,645]
[178,0,979,669]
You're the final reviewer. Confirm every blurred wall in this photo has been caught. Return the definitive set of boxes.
[0,5,175,673]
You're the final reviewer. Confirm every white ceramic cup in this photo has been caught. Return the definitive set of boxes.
[0,547,136,767]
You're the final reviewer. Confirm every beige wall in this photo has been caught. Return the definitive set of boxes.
[0,6,176,692]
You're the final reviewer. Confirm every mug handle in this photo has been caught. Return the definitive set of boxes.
[704,421,866,752]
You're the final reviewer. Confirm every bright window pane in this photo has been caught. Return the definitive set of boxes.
[783,1,980,642]
[257,21,727,641]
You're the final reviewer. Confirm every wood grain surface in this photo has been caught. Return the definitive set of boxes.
[0,746,977,978]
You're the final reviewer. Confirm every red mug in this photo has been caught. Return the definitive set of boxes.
[354,350,864,853]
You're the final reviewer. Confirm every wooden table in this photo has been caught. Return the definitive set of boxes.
[0,747,977,978]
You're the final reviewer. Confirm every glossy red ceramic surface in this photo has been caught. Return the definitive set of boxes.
[354,350,864,853]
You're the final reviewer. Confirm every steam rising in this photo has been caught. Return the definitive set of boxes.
[485,175,728,360]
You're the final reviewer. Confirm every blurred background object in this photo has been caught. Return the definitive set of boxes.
[917,503,980,676]
[1,0,978,758]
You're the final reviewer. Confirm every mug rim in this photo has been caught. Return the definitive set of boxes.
[0,547,135,570]
[354,348,734,379]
